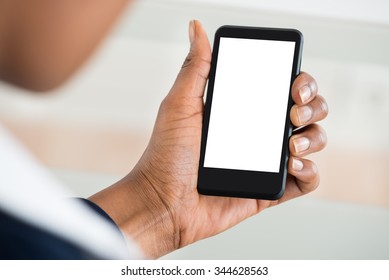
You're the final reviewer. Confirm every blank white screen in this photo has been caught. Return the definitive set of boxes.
[203,37,295,173]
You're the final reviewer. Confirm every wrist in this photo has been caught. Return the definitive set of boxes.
[89,167,179,259]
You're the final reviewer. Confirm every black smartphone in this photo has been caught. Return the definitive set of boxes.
[197,26,303,200]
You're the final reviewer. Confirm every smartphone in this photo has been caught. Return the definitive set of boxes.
[197,26,303,200]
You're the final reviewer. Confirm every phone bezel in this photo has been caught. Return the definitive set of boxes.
[197,26,303,200]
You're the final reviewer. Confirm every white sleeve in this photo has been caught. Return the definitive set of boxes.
[0,123,143,259]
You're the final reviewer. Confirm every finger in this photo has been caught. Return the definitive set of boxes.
[289,124,327,157]
[168,20,212,99]
[290,95,328,127]
[275,157,320,204]
[291,72,318,105]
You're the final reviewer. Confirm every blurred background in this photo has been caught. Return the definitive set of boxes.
[0,0,388,259]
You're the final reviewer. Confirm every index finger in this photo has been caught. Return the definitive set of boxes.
[291,72,318,105]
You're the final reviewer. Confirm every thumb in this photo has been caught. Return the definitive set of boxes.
[169,20,212,99]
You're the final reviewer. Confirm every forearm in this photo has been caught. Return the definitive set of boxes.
[89,167,178,259]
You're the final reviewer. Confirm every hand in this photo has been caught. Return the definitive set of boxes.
[90,20,328,259]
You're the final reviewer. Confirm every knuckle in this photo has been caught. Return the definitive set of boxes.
[317,95,329,117]
[317,125,328,148]
[309,178,320,192]
[181,53,211,76]
[309,124,327,149]
[159,96,171,113]
[308,161,320,183]
[309,76,319,94]
[181,55,193,69]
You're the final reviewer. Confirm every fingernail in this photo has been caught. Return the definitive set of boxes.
[189,20,196,45]
[292,158,304,171]
[296,105,313,124]
[293,137,310,154]
[299,85,311,103]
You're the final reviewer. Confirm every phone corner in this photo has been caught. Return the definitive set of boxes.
[290,28,304,41]
[269,187,285,200]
